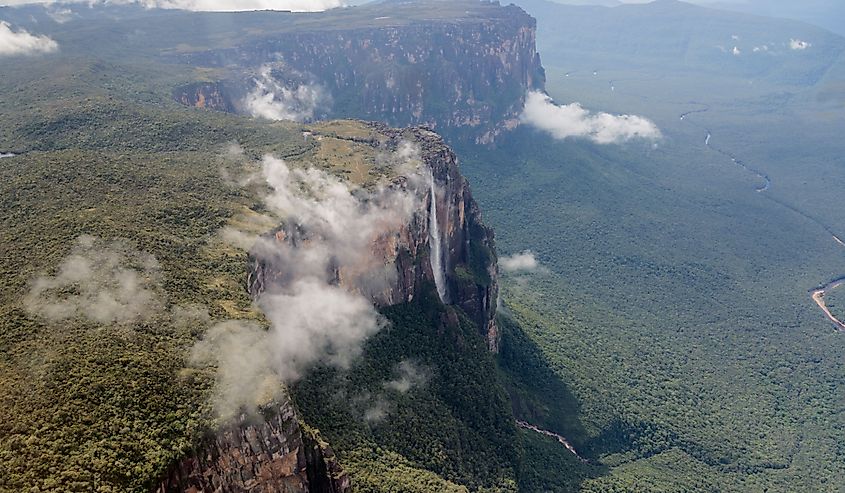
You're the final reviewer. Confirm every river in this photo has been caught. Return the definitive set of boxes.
[684,109,844,331]
[516,420,589,463]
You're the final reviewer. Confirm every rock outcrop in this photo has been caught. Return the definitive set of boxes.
[173,81,239,113]
[172,0,545,144]
[158,401,349,493]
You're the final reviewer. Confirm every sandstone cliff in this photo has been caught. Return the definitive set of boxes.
[158,401,348,493]
[171,0,545,144]
[160,121,501,492]
[247,123,500,351]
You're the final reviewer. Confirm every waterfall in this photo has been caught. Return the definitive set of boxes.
[428,172,448,303]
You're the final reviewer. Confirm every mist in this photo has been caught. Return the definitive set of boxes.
[0,0,345,11]
[0,20,58,56]
[193,147,427,419]
[24,235,161,325]
[243,65,330,123]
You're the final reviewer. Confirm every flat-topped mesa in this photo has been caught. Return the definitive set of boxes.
[161,121,500,493]
[172,0,545,144]
[248,122,501,352]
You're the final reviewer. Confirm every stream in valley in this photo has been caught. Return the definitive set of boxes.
[516,420,589,463]
[683,108,845,331]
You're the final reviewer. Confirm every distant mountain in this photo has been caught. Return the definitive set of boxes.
[700,0,845,37]
[512,0,845,86]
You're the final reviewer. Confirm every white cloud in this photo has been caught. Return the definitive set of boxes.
[383,360,429,393]
[193,280,385,420]
[732,46,741,56]
[193,149,427,419]
[790,38,811,50]
[500,251,540,274]
[520,91,661,144]
[0,0,345,11]
[0,21,58,56]
[244,65,330,122]
[141,0,344,12]
[25,235,162,325]
[358,359,430,424]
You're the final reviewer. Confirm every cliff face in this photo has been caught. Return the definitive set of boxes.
[158,401,349,493]
[172,1,545,144]
[161,122,501,492]
[173,81,239,113]
[247,124,500,351]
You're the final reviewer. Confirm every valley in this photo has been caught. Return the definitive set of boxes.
[455,1,845,490]
[686,108,845,335]
[1,0,845,491]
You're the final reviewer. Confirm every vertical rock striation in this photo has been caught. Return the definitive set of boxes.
[172,1,545,144]
[158,401,349,493]
[248,124,500,351]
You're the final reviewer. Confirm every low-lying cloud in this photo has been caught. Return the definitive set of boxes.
[520,91,661,144]
[790,38,811,50]
[141,0,344,11]
[0,21,58,56]
[244,65,330,122]
[1,0,345,12]
[500,251,540,274]
[25,235,161,324]
[383,359,429,394]
[194,147,427,419]
[359,359,430,423]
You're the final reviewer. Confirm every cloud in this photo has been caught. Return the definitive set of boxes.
[790,38,811,50]
[140,0,344,11]
[244,65,330,122]
[358,359,430,423]
[500,251,540,274]
[193,148,427,419]
[190,320,285,421]
[383,360,429,393]
[192,281,385,420]
[25,235,162,324]
[0,21,58,56]
[520,91,661,144]
[0,0,345,12]
[732,46,741,56]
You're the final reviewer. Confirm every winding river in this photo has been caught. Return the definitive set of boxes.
[811,277,845,332]
[683,109,845,331]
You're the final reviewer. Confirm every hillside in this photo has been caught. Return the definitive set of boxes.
[452,0,845,491]
[0,2,543,491]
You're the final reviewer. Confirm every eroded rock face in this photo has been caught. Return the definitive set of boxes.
[172,2,544,144]
[173,82,239,113]
[248,124,500,352]
[157,401,349,493]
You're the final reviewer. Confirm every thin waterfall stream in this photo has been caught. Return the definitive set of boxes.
[429,172,448,303]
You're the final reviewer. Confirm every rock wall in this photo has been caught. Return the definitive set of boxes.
[157,401,349,493]
[172,2,545,144]
[247,124,500,352]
